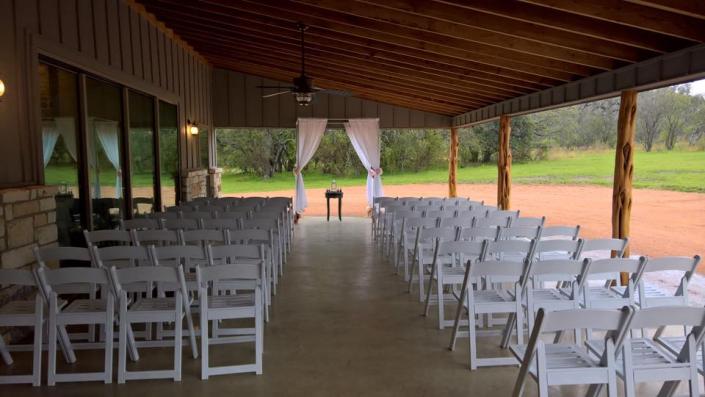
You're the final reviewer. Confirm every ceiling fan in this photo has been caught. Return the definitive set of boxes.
[257,23,350,106]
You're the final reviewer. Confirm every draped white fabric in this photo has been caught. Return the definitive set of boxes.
[42,121,60,167]
[95,120,122,199]
[294,118,327,213]
[55,117,78,161]
[344,118,383,207]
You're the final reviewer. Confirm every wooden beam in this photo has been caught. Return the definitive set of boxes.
[432,0,690,52]
[626,0,705,20]
[201,0,589,80]
[293,0,638,67]
[497,115,512,210]
[448,127,459,198]
[521,0,705,42]
[612,90,637,285]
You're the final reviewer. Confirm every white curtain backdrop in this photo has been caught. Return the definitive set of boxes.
[344,118,383,207]
[294,118,327,213]
[95,120,122,199]
[42,121,60,167]
[55,117,78,161]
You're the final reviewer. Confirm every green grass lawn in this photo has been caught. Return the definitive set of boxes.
[220,149,705,194]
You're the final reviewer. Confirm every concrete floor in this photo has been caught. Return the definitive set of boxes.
[1,217,693,396]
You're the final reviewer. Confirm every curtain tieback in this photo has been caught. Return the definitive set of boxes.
[368,167,383,178]
[293,166,301,175]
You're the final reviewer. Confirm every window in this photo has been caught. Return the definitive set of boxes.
[128,91,156,216]
[159,101,179,208]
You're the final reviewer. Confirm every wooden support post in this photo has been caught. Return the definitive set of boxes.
[497,115,512,210]
[613,90,638,285]
[448,127,459,198]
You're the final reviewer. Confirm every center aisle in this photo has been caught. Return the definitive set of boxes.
[250,216,518,395]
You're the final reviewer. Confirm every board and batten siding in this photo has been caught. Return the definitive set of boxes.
[212,69,452,129]
[0,0,212,187]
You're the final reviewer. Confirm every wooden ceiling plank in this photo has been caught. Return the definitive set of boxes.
[295,0,653,64]
[223,61,468,115]
[199,0,588,80]
[140,0,568,88]
[625,0,705,20]
[431,0,692,52]
[521,0,705,42]
[290,0,629,68]
[171,24,519,101]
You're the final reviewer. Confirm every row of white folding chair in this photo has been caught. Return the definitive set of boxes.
[26,244,265,384]
[447,251,647,371]
[511,306,705,397]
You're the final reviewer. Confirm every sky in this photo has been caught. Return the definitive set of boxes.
[689,78,705,96]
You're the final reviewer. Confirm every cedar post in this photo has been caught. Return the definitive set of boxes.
[448,127,459,197]
[613,90,638,285]
[497,115,512,210]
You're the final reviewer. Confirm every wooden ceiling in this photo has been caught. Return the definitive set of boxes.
[136,0,705,116]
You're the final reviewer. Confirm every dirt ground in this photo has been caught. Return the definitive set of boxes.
[233,183,705,266]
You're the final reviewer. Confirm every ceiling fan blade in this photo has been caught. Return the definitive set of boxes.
[314,88,352,96]
[263,90,292,98]
[257,85,295,89]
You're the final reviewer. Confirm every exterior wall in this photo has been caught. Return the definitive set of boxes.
[208,168,223,199]
[0,0,213,188]
[212,69,452,129]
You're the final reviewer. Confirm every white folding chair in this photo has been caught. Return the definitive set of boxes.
[36,266,114,385]
[111,265,191,383]
[511,307,632,397]
[120,218,160,231]
[202,218,240,231]
[449,257,530,369]
[582,257,647,310]
[423,239,485,329]
[586,306,705,397]
[0,269,44,386]
[406,225,458,300]
[242,218,284,276]
[197,262,263,378]
[84,229,133,248]
[230,229,277,298]
[459,225,500,242]
[541,225,580,240]
[131,229,180,246]
[181,211,216,221]
[161,218,200,230]
[180,229,229,247]
[397,217,439,282]
[635,255,700,309]
[511,216,546,228]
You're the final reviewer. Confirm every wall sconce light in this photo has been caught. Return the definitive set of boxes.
[187,120,199,135]
[0,79,5,101]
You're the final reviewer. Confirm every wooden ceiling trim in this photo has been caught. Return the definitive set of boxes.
[292,0,638,70]
[430,0,692,52]
[220,61,468,115]
[201,0,590,80]
[626,0,705,20]
[521,0,705,42]
[140,1,567,88]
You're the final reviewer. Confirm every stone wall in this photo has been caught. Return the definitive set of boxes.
[0,185,59,342]
[208,168,223,198]
[181,169,208,202]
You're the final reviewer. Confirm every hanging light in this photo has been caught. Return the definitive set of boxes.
[0,79,5,100]
[294,92,313,107]
[187,120,199,135]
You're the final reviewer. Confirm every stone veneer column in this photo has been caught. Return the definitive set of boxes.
[208,168,223,198]
[0,185,59,342]
[180,169,209,202]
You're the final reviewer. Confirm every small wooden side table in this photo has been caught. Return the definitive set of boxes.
[325,189,343,221]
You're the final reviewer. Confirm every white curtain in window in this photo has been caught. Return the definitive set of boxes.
[42,121,60,167]
[95,120,122,199]
[55,117,78,161]
[294,118,327,213]
[344,118,383,207]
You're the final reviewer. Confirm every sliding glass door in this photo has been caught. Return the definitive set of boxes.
[86,77,124,230]
[159,101,179,209]
[38,63,82,246]
[128,91,156,216]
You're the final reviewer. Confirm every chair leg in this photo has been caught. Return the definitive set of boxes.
[417,261,425,302]
[0,331,12,365]
[183,303,199,360]
[200,300,209,380]
[118,299,128,384]
[47,302,57,386]
[468,305,478,371]
[174,298,182,382]
[32,298,43,387]
[104,307,114,384]
[437,276,445,330]
[255,292,264,375]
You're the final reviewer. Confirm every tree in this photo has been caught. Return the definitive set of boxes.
[636,89,665,152]
[662,87,690,150]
